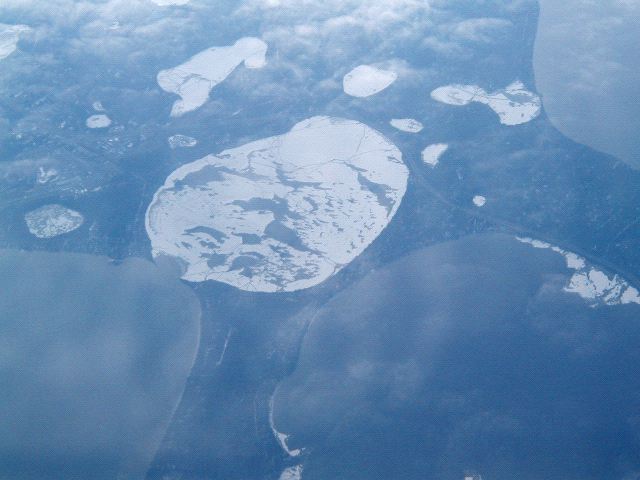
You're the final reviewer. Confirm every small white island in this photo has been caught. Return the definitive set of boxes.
[390,118,423,133]
[25,205,84,238]
[343,65,397,98]
[472,195,486,207]
[158,37,268,117]
[421,143,448,167]
[86,114,112,129]
[431,81,541,126]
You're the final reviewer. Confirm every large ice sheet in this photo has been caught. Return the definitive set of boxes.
[157,37,268,117]
[146,116,408,292]
[431,81,541,126]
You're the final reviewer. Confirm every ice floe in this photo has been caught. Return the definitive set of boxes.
[168,134,198,149]
[421,143,448,167]
[25,204,84,238]
[472,195,486,207]
[157,37,268,117]
[0,24,30,61]
[390,118,423,133]
[516,237,640,306]
[146,116,408,292]
[279,465,303,480]
[343,65,397,98]
[431,81,541,126]
[92,101,105,112]
[86,114,112,129]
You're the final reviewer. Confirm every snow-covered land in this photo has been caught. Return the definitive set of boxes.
[421,143,448,167]
[516,237,640,306]
[25,205,84,238]
[390,118,423,133]
[343,65,397,98]
[157,37,268,117]
[146,116,408,292]
[431,81,541,126]
[168,134,198,149]
[86,114,112,129]
[472,195,486,207]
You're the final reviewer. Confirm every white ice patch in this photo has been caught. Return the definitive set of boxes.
[389,118,423,133]
[157,37,268,117]
[168,134,198,149]
[431,81,541,126]
[37,167,58,184]
[269,393,302,457]
[25,205,84,239]
[92,101,105,112]
[0,24,30,61]
[279,465,303,480]
[86,114,112,129]
[146,116,408,292]
[421,143,448,167]
[343,65,397,98]
[516,236,640,306]
[472,195,486,207]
